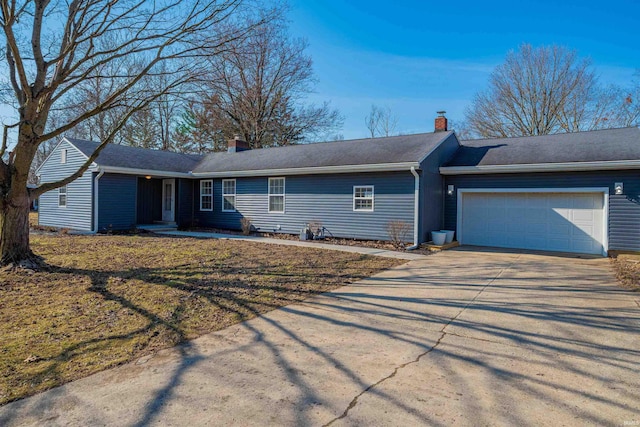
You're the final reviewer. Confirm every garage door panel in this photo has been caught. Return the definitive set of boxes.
[507,207,528,219]
[547,238,571,251]
[548,222,571,236]
[527,206,547,217]
[524,235,547,248]
[508,195,528,207]
[575,224,595,235]
[526,221,547,234]
[572,195,598,209]
[573,210,596,222]
[506,222,524,232]
[460,192,605,255]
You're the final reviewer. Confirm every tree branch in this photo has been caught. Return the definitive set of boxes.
[32,84,180,198]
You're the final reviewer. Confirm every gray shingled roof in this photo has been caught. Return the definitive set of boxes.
[68,138,203,173]
[193,132,453,173]
[446,127,640,167]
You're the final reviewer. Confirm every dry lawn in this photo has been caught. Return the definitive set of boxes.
[28,211,38,228]
[28,211,58,233]
[0,234,402,405]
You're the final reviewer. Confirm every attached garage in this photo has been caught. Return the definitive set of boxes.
[440,127,640,256]
[457,190,607,255]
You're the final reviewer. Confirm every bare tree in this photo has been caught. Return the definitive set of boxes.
[365,105,382,138]
[608,71,640,127]
[465,44,607,138]
[120,107,161,149]
[447,119,475,141]
[45,56,188,151]
[178,14,343,150]
[365,104,398,138]
[156,94,182,151]
[0,0,266,265]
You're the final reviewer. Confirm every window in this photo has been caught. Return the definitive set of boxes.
[58,185,67,207]
[61,149,67,164]
[222,179,236,212]
[268,177,285,213]
[353,186,374,211]
[164,182,172,211]
[200,180,213,211]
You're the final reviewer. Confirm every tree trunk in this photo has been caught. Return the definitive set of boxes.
[0,191,34,265]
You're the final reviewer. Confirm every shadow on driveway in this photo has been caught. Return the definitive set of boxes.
[1,248,639,426]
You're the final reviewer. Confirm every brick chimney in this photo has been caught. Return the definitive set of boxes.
[434,111,448,132]
[227,134,250,153]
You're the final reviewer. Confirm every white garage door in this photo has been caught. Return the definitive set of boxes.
[460,192,605,255]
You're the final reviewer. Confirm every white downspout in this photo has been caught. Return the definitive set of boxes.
[407,166,420,250]
[93,169,105,233]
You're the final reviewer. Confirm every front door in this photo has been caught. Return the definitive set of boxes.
[162,179,175,222]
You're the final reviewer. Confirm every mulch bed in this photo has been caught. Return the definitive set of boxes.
[611,254,640,292]
[190,227,437,255]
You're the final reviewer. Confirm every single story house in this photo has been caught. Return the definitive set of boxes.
[35,117,640,256]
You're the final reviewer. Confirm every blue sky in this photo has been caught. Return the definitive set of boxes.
[288,0,640,139]
[1,1,638,145]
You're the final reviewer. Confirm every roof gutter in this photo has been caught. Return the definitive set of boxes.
[406,166,420,250]
[99,166,192,178]
[93,169,105,233]
[192,162,421,178]
[440,159,640,175]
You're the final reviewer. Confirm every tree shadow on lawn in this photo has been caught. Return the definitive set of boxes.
[1,256,640,426]
[0,253,385,405]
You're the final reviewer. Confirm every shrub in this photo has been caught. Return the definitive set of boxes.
[240,217,253,235]
[308,220,323,237]
[386,221,411,250]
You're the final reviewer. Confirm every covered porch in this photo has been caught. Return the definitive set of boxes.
[136,176,184,228]
[95,173,194,233]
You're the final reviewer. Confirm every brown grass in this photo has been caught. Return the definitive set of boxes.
[611,254,640,292]
[0,234,402,405]
[28,211,38,228]
[29,211,59,233]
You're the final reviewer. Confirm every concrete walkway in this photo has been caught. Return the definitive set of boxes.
[1,248,639,426]
[155,230,428,260]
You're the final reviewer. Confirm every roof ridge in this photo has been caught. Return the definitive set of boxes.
[68,130,455,160]
[459,126,639,144]
[67,137,204,159]
[200,130,454,159]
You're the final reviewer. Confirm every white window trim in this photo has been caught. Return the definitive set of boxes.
[199,179,213,211]
[61,149,67,164]
[222,179,236,212]
[58,185,67,208]
[268,177,285,213]
[353,185,374,212]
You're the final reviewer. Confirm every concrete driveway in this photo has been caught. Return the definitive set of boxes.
[1,247,639,426]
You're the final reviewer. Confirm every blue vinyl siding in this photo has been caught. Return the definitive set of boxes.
[419,133,460,242]
[37,140,93,231]
[193,172,416,241]
[97,173,137,231]
[444,171,640,252]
